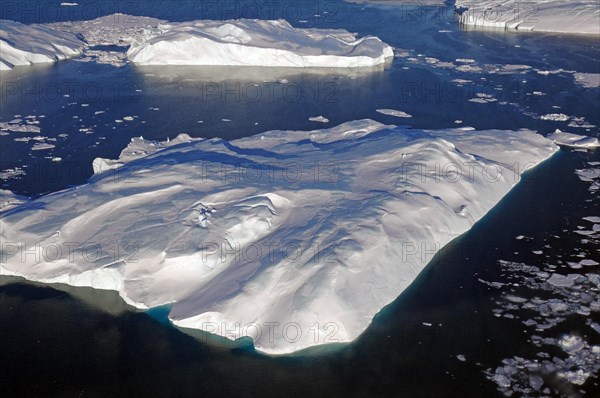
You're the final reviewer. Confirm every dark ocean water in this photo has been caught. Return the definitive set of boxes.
[1,1,599,397]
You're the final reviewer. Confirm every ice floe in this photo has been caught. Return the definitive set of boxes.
[376,109,412,118]
[546,130,600,148]
[573,72,600,89]
[308,116,330,123]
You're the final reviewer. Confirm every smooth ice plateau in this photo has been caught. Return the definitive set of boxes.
[0,120,559,354]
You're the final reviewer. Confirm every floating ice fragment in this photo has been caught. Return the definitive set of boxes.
[309,116,329,123]
[547,130,600,148]
[376,109,412,118]
[582,216,600,223]
[558,369,590,385]
[546,273,575,287]
[540,114,570,122]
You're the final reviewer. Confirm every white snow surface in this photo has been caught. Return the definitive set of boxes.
[547,130,600,148]
[127,19,394,67]
[456,1,600,35]
[0,120,558,354]
[0,20,85,70]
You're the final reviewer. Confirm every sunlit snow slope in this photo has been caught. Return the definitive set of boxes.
[0,120,558,353]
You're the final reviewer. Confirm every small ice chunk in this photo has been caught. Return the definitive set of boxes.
[582,216,600,223]
[492,374,511,388]
[31,143,55,151]
[468,98,489,104]
[558,335,584,353]
[540,113,570,122]
[558,369,590,385]
[376,109,412,118]
[546,273,574,287]
[529,375,543,391]
[309,116,329,123]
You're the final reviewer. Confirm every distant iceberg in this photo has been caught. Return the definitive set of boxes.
[547,130,600,148]
[127,19,394,67]
[0,120,559,354]
[456,0,600,35]
[0,20,85,70]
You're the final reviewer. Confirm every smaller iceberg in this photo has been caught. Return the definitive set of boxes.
[547,130,600,148]
[456,0,600,35]
[127,19,394,68]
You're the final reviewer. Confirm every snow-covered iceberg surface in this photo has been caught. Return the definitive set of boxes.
[127,19,394,67]
[0,120,558,354]
[0,20,86,70]
[456,1,600,35]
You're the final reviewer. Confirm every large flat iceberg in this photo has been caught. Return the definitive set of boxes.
[127,19,394,67]
[0,120,558,353]
[456,0,600,35]
[0,20,85,70]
